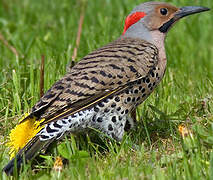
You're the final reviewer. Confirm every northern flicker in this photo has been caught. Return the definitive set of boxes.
[3,2,209,175]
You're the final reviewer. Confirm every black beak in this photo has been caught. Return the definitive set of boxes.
[174,6,210,20]
[159,6,210,33]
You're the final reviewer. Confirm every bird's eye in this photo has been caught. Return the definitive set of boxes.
[160,8,168,15]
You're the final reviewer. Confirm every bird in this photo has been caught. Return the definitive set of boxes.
[3,1,209,175]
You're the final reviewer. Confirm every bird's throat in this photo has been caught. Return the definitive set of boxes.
[150,30,167,75]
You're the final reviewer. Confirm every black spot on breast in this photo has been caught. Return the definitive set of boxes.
[117,107,121,111]
[146,78,150,83]
[94,107,99,112]
[111,103,116,108]
[151,71,155,77]
[108,124,113,131]
[112,116,117,123]
[134,89,139,94]
[142,77,146,83]
[114,97,120,102]
[103,98,109,103]
[108,95,113,100]
[125,90,130,94]
[97,117,103,122]
[98,102,104,108]
[104,108,110,113]
[141,88,146,93]
[127,97,131,102]
[92,115,96,122]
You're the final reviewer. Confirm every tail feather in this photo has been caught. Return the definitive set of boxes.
[3,136,54,176]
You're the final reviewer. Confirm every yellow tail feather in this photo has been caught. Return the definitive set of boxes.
[7,113,45,158]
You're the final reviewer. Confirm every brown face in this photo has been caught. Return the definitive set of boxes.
[145,4,179,31]
[122,2,209,35]
[145,3,210,33]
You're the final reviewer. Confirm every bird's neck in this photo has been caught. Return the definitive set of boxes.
[123,23,167,75]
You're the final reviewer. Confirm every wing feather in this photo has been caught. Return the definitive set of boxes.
[29,37,158,123]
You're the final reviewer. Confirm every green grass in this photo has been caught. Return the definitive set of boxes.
[0,0,213,179]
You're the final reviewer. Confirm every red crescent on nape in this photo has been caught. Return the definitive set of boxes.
[123,12,146,35]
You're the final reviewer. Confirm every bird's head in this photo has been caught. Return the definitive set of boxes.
[123,2,210,41]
